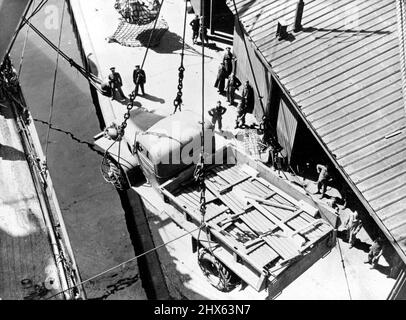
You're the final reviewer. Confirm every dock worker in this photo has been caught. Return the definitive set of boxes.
[190,15,200,44]
[199,23,209,45]
[315,163,331,198]
[108,67,125,101]
[235,99,247,129]
[344,210,362,248]
[133,65,146,96]
[223,47,234,77]
[214,62,227,95]
[364,237,385,269]
[226,73,241,105]
[208,101,227,133]
[241,80,254,113]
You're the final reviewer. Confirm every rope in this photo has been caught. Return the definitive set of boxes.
[18,0,36,77]
[44,0,66,162]
[194,0,214,259]
[2,0,48,64]
[172,0,188,113]
[23,19,105,94]
[140,0,164,69]
[336,239,353,300]
[230,0,265,114]
[46,224,202,300]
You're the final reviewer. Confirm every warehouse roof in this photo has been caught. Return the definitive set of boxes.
[228,0,406,261]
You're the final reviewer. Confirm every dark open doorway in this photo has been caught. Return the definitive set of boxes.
[209,0,234,36]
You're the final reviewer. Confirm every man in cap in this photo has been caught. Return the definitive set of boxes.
[208,101,227,133]
[199,22,209,45]
[133,65,146,96]
[190,15,200,44]
[241,80,254,113]
[108,67,125,101]
[226,72,241,106]
[223,47,234,77]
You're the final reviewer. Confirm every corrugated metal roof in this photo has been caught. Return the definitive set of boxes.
[228,0,406,260]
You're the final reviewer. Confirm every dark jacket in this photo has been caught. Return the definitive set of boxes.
[190,18,200,31]
[208,105,226,118]
[216,65,227,80]
[108,72,123,87]
[242,83,254,112]
[133,68,146,84]
[226,75,241,90]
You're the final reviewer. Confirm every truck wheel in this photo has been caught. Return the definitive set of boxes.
[198,249,240,292]
[101,155,130,190]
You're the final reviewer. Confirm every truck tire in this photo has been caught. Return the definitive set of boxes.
[101,155,130,190]
[198,249,240,292]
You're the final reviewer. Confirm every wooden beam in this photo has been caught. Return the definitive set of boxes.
[218,175,251,194]
[249,199,306,245]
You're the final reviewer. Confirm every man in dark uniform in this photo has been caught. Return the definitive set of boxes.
[223,47,234,77]
[241,80,254,113]
[133,65,146,96]
[108,67,125,101]
[208,101,227,132]
[190,15,200,44]
[214,63,227,95]
[226,72,241,105]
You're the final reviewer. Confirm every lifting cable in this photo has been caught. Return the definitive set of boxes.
[230,0,265,114]
[22,19,105,94]
[46,224,203,300]
[195,0,214,262]
[44,0,66,163]
[336,239,353,300]
[2,0,48,65]
[172,0,188,113]
[102,0,165,189]
[18,0,36,77]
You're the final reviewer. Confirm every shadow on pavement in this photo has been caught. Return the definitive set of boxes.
[140,93,165,104]
[0,144,27,161]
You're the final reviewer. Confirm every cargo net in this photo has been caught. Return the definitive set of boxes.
[108,18,168,47]
[235,128,262,159]
[114,0,160,25]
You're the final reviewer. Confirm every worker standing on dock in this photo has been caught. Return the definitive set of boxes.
[133,65,146,96]
[235,99,247,128]
[108,67,125,101]
[364,237,385,269]
[199,23,210,45]
[214,63,227,95]
[315,163,331,198]
[345,210,362,248]
[190,15,200,44]
[241,81,254,113]
[226,72,241,106]
[223,47,234,77]
[208,101,227,133]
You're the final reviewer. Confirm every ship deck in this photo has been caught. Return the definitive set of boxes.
[0,97,63,300]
